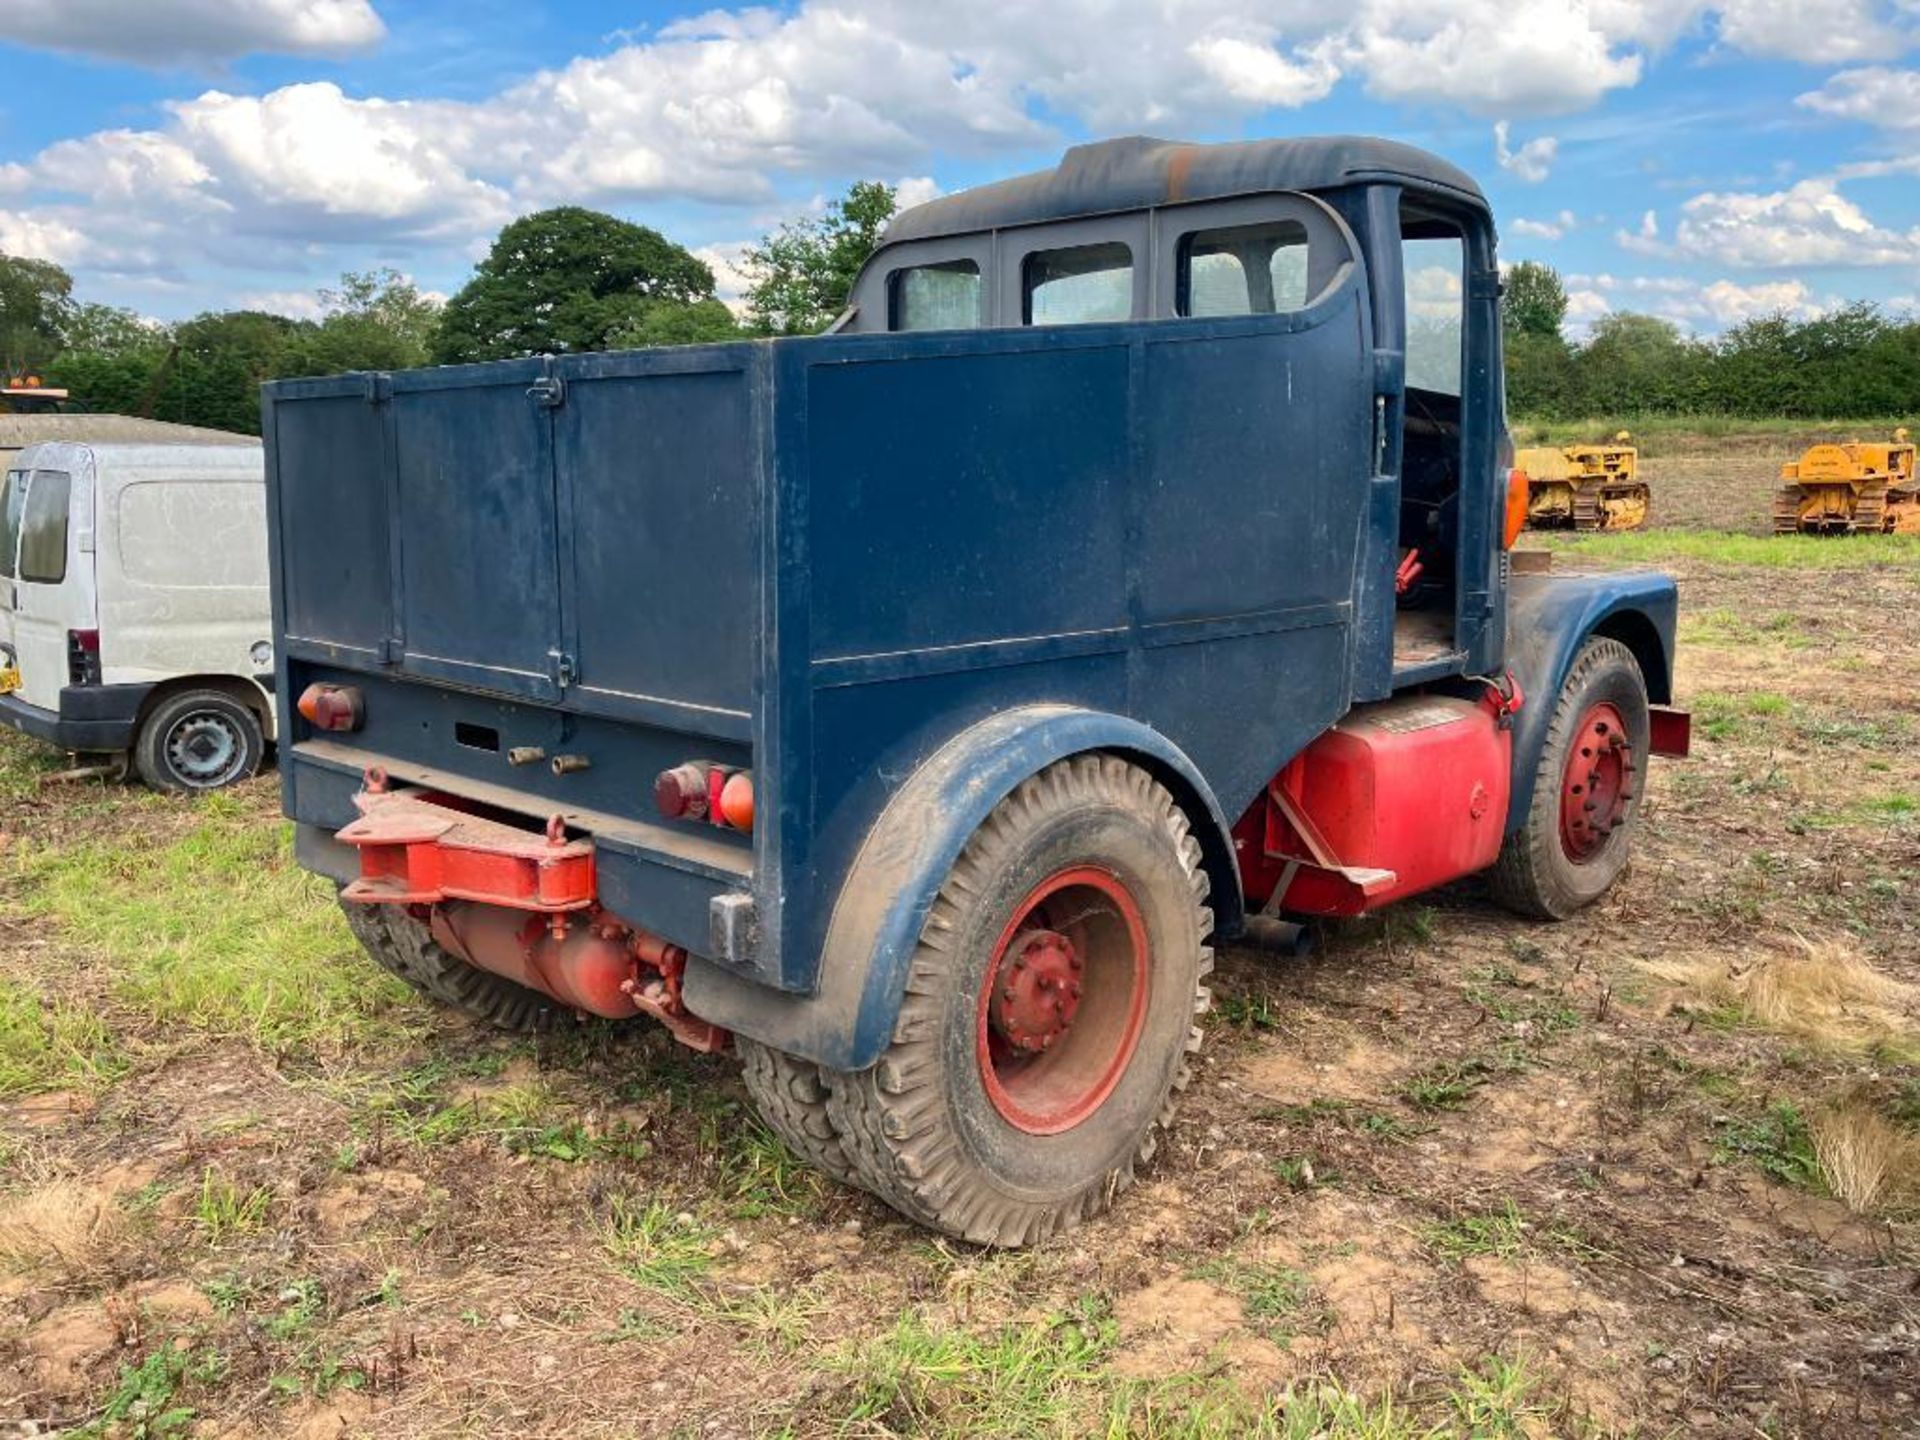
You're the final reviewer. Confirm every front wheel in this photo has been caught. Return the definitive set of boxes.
[1490,636,1650,920]
[823,755,1213,1247]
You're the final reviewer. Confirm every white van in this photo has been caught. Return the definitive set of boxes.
[0,441,276,791]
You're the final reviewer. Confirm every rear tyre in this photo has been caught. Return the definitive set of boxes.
[1490,637,1649,921]
[338,899,559,1032]
[134,689,264,793]
[737,1040,861,1186]
[825,755,1212,1247]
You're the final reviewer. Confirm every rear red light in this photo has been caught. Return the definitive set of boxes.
[297,683,364,732]
[654,763,710,820]
[66,629,101,686]
[655,762,753,831]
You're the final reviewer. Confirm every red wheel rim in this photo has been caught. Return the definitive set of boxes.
[1559,701,1636,863]
[975,866,1150,1136]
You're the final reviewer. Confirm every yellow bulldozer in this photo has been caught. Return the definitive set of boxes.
[1773,429,1920,535]
[1514,432,1650,532]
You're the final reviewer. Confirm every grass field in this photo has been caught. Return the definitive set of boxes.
[2,425,1916,1438]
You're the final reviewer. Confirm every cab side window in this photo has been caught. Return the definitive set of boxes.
[1179,220,1312,317]
[1024,243,1133,325]
[1403,234,1465,397]
[18,468,71,585]
[891,260,984,331]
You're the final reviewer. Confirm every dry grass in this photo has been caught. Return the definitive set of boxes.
[1813,1101,1920,1215]
[1641,937,1919,1058]
[0,1179,133,1279]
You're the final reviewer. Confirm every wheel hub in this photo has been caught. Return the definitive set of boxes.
[168,713,240,782]
[987,928,1083,1053]
[1559,701,1636,863]
[974,867,1150,1137]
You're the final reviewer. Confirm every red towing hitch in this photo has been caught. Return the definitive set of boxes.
[337,779,727,1052]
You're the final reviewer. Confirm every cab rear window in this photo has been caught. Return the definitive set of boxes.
[18,469,71,584]
[1179,220,1313,317]
[891,260,983,331]
[0,470,22,580]
[1024,243,1134,325]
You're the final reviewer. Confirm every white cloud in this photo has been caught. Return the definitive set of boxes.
[1797,67,1920,130]
[10,0,1916,306]
[238,288,328,321]
[1187,36,1341,108]
[0,209,92,263]
[692,242,755,312]
[1712,0,1911,64]
[892,176,944,211]
[1627,178,1920,267]
[1566,270,1838,329]
[7,0,384,66]
[1494,121,1559,183]
[1344,0,1643,113]
[1511,209,1578,240]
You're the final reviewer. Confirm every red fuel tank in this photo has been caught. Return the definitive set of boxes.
[1240,692,1513,915]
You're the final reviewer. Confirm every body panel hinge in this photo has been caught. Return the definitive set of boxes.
[528,376,566,409]
[549,649,577,687]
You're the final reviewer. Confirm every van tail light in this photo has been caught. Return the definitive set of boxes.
[297,683,364,732]
[1503,468,1531,550]
[66,629,101,686]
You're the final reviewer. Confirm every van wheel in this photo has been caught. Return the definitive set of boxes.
[134,690,264,793]
[338,899,559,1033]
[738,1040,861,1186]
[1490,637,1650,920]
[825,756,1213,1247]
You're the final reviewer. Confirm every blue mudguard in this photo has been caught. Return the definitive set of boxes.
[1503,569,1679,829]
[681,705,1241,1072]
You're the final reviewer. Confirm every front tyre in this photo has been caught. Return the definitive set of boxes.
[134,689,264,793]
[1490,636,1650,920]
[827,755,1213,1247]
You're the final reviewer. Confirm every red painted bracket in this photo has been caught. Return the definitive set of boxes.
[338,788,596,913]
[1649,706,1692,758]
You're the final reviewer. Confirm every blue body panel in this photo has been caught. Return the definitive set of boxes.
[260,166,1680,1071]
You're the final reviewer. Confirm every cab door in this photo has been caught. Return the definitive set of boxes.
[11,460,98,712]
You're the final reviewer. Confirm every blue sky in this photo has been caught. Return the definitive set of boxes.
[2,0,1917,333]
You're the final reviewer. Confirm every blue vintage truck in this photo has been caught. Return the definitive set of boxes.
[264,136,1689,1246]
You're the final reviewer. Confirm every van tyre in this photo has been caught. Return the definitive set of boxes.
[738,1040,861,1186]
[135,689,264,793]
[1490,636,1649,921]
[337,898,559,1032]
[825,755,1213,1247]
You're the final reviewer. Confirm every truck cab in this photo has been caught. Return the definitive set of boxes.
[266,135,1688,1247]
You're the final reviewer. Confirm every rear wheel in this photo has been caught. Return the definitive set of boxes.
[1490,637,1649,920]
[824,755,1212,1247]
[134,689,264,793]
[737,1040,861,1186]
[338,899,559,1032]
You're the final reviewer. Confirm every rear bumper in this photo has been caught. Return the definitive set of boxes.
[0,683,151,752]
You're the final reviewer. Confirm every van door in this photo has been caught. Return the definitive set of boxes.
[12,461,98,712]
[0,467,24,688]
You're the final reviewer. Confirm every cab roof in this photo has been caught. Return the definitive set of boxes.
[882,135,1484,246]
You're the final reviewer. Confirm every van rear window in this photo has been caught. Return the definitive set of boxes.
[1,471,23,580]
[19,469,71,585]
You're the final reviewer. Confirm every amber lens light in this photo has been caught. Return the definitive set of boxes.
[296,683,364,732]
[1503,468,1530,549]
[719,771,755,832]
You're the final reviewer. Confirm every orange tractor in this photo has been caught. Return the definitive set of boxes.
[1774,429,1920,535]
[1514,433,1649,532]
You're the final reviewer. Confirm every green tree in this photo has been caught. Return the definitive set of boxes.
[433,208,722,363]
[1570,312,1705,415]
[285,268,443,375]
[1501,261,1567,338]
[606,297,741,350]
[742,181,897,336]
[60,302,167,357]
[0,253,76,373]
